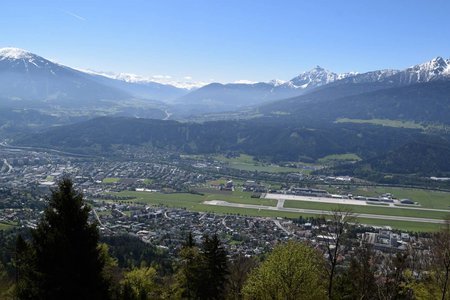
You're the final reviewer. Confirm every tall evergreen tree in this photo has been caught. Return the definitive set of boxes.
[200,234,228,300]
[175,233,203,299]
[175,233,228,300]
[15,234,37,300]
[17,178,110,300]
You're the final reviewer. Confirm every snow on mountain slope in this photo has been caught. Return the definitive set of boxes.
[283,66,355,89]
[401,56,450,83]
[0,47,189,104]
[79,69,206,90]
[0,48,35,60]
[0,47,65,75]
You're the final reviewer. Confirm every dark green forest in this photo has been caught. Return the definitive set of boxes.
[14,115,450,180]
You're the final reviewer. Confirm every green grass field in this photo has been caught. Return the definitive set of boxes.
[317,153,362,164]
[335,118,450,133]
[213,154,305,173]
[341,186,450,210]
[143,179,154,185]
[109,189,277,208]
[0,222,16,231]
[335,118,426,129]
[102,177,121,184]
[283,200,450,220]
[45,175,55,181]
[99,188,447,232]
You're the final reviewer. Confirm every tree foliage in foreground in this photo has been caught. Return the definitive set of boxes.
[120,266,158,300]
[242,241,327,300]
[175,233,229,300]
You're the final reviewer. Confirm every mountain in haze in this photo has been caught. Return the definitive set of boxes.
[80,70,190,102]
[174,57,450,116]
[0,48,190,105]
[0,48,129,107]
[173,66,352,115]
[2,47,450,122]
[0,47,196,121]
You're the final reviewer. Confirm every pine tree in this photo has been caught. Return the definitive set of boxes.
[15,235,37,300]
[17,178,110,300]
[175,232,203,299]
[199,234,228,300]
[175,233,228,299]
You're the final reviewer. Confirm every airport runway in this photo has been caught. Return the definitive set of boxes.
[203,200,446,224]
[263,193,450,213]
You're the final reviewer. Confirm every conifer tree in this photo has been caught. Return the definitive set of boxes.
[175,233,228,299]
[175,232,203,299]
[15,234,37,300]
[200,234,228,300]
[17,178,110,300]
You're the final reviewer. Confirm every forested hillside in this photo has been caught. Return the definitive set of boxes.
[14,116,434,164]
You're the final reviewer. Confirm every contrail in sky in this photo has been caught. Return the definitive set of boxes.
[62,10,86,22]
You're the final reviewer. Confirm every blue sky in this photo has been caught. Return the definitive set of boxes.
[1,0,450,84]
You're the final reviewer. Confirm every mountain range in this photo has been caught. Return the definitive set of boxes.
[0,48,190,120]
[1,47,450,120]
[173,56,450,115]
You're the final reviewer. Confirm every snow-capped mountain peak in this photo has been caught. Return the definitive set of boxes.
[398,56,450,84]
[0,47,57,73]
[285,66,351,89]
[78,69,205,90]
[0,47,35,60]
[268,79,286,87]
[412,56,448,73]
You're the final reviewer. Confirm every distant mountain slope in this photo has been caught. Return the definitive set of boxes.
[0,47,189,105]
[262,80,450,124]
[2,48,450,123]
[84,72,189,102]
[0,48,130,107]
[333,137,450,176]
[259,81,400,116]
[260,57,450,122]
[0,47,170,120]
[176,57,450,116]
[173,82,285,114]
[174,66,352,115]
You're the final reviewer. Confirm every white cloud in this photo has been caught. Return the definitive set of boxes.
[184,76,192,80]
